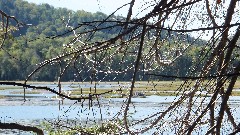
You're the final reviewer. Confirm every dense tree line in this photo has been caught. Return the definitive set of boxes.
[1,0,240,134]
[0,0,205,81]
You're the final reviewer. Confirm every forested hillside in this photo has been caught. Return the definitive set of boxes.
[0,0,205,81]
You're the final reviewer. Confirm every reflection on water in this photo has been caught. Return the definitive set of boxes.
[1,85,240,134]
[0,96,178,134]
[0,95,179,120]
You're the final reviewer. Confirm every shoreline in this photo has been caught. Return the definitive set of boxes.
[1,80,240,96]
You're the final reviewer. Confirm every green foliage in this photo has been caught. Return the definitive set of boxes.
[0,0,206,81]
[41,120,122,135]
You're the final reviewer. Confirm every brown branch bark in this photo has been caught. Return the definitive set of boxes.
[215,25,240,134]
[123,23,146,135]
[216,63,240,134]
[0,122,44,135]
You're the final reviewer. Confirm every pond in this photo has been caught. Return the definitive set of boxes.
[1,84,240,134]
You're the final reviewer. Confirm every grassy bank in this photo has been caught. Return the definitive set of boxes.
[1,80,240,96]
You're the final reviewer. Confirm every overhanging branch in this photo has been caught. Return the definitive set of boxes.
[0,122,44,135]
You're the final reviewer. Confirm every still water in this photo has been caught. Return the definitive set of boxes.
[1,85,240,134]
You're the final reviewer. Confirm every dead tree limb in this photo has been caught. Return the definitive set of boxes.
[0,122,44,135]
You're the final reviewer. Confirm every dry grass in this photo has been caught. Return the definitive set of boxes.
[0,86,23,90]
[1,80,240,97]
[10,90,41,94]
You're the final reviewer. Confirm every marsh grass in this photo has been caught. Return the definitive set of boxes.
[46,80,240,97]
[71,88,112,95]
[10,90,41,94]
[0,86,23,90]
[2,80,240,97]
[230,91,240,96]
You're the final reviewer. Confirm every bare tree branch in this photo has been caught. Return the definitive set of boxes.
[0,122,44,135]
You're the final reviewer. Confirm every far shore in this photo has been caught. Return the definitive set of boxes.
[1,80,240,96]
